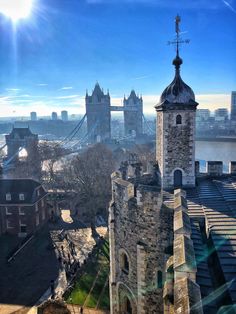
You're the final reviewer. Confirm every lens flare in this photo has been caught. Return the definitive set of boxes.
[0,0,33,22]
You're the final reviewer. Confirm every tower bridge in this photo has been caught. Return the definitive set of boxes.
[86,83,143,143]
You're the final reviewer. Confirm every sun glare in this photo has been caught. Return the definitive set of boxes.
[0,0,33,22]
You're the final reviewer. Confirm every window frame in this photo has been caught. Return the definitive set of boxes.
[6,193,11,201]
[6,219,13,229]
[19,193,25,201]
[176,114,182,125]
[120,250,130,275]
[5,206,12,215]
[19,207,25,215]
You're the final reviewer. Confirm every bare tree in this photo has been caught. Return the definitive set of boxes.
[62,143,115,233]
[131,143,155,171]
[38,141,69,188]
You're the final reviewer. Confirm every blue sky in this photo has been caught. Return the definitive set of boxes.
[0,0,235,116]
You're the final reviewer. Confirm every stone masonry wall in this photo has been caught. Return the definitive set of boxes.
[109,175,174,314]
[159,109,196,188]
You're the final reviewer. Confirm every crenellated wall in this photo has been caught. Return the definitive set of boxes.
[195,161,236,177]
[163,189,203,314]
[109,169,173,314]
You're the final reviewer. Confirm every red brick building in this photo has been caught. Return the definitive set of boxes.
[0,179,49,237]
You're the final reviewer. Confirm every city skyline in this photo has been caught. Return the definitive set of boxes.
[0,0,235,116]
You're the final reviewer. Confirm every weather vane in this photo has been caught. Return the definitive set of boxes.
[168,15,190,55]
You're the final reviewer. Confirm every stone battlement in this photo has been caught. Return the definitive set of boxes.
[195,161,236,177]
[164,189,203,314]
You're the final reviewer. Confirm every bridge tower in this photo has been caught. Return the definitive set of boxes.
[5,127,40,179]
[85,83,111,143]
[124,90,143,136]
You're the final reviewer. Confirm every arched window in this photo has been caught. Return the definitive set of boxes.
[176,114,182,125]
[157,270,163,288]
[126,297,132,314]
[121,252,129,274]
[121,295,133,314]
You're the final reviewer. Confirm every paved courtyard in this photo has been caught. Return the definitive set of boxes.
[0,210,107,314]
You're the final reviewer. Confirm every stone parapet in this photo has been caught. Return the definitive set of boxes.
[229,161,236,175]
[174,188,186,198]
[174,210,191,238]
[206,161,223,176]
[112,178,134,202]
[174,277,203,314]
[174,194,188,212]
[163,189,203,314]
[195,160,200,176]
[174,234,197,282]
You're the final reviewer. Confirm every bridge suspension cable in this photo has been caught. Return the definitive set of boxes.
[142,114,155,135]
[57,113,87,146]
[3,147,25,168]
[69,119,100,149]
[0,143,7,151]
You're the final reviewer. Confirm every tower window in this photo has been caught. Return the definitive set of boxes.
[176,114,182,125]
[6,193,11,201]
[157,270,163,288]
[120,252,129,274]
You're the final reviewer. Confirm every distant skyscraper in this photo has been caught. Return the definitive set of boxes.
[30,112,37,121]
[196,109,210,122]
[231,91,236,121]
[61,110,68,121]
[215,108,228,121]
[51,112,58,120]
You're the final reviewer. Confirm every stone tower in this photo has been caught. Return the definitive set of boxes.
[109,163,173,313]
[124,91,143,136]
[4,127,40,179]
[155,29,198,189]
[85,83,111,143]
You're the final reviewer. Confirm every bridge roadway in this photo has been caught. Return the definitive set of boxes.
[110,105,138,111]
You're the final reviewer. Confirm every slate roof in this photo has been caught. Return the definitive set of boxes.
[0,179,47,204]
[186,177,236,310]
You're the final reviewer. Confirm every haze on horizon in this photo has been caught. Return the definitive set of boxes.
[0,0,235,117]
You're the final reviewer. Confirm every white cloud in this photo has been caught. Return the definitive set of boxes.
[61,86,73,90]
[0,93,231,117]
[36,83,48,86]
[6,88,21,92]
[132,75,152,80]
[56,95,80,100]
[110,93,231,114]
[196,94,231,111]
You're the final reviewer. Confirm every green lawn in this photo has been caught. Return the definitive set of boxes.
[66,239,110,310]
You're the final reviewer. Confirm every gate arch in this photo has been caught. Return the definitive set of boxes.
[174,169,183,187]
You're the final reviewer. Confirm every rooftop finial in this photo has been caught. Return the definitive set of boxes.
[175,14,181,57]
[168,15,190,71]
